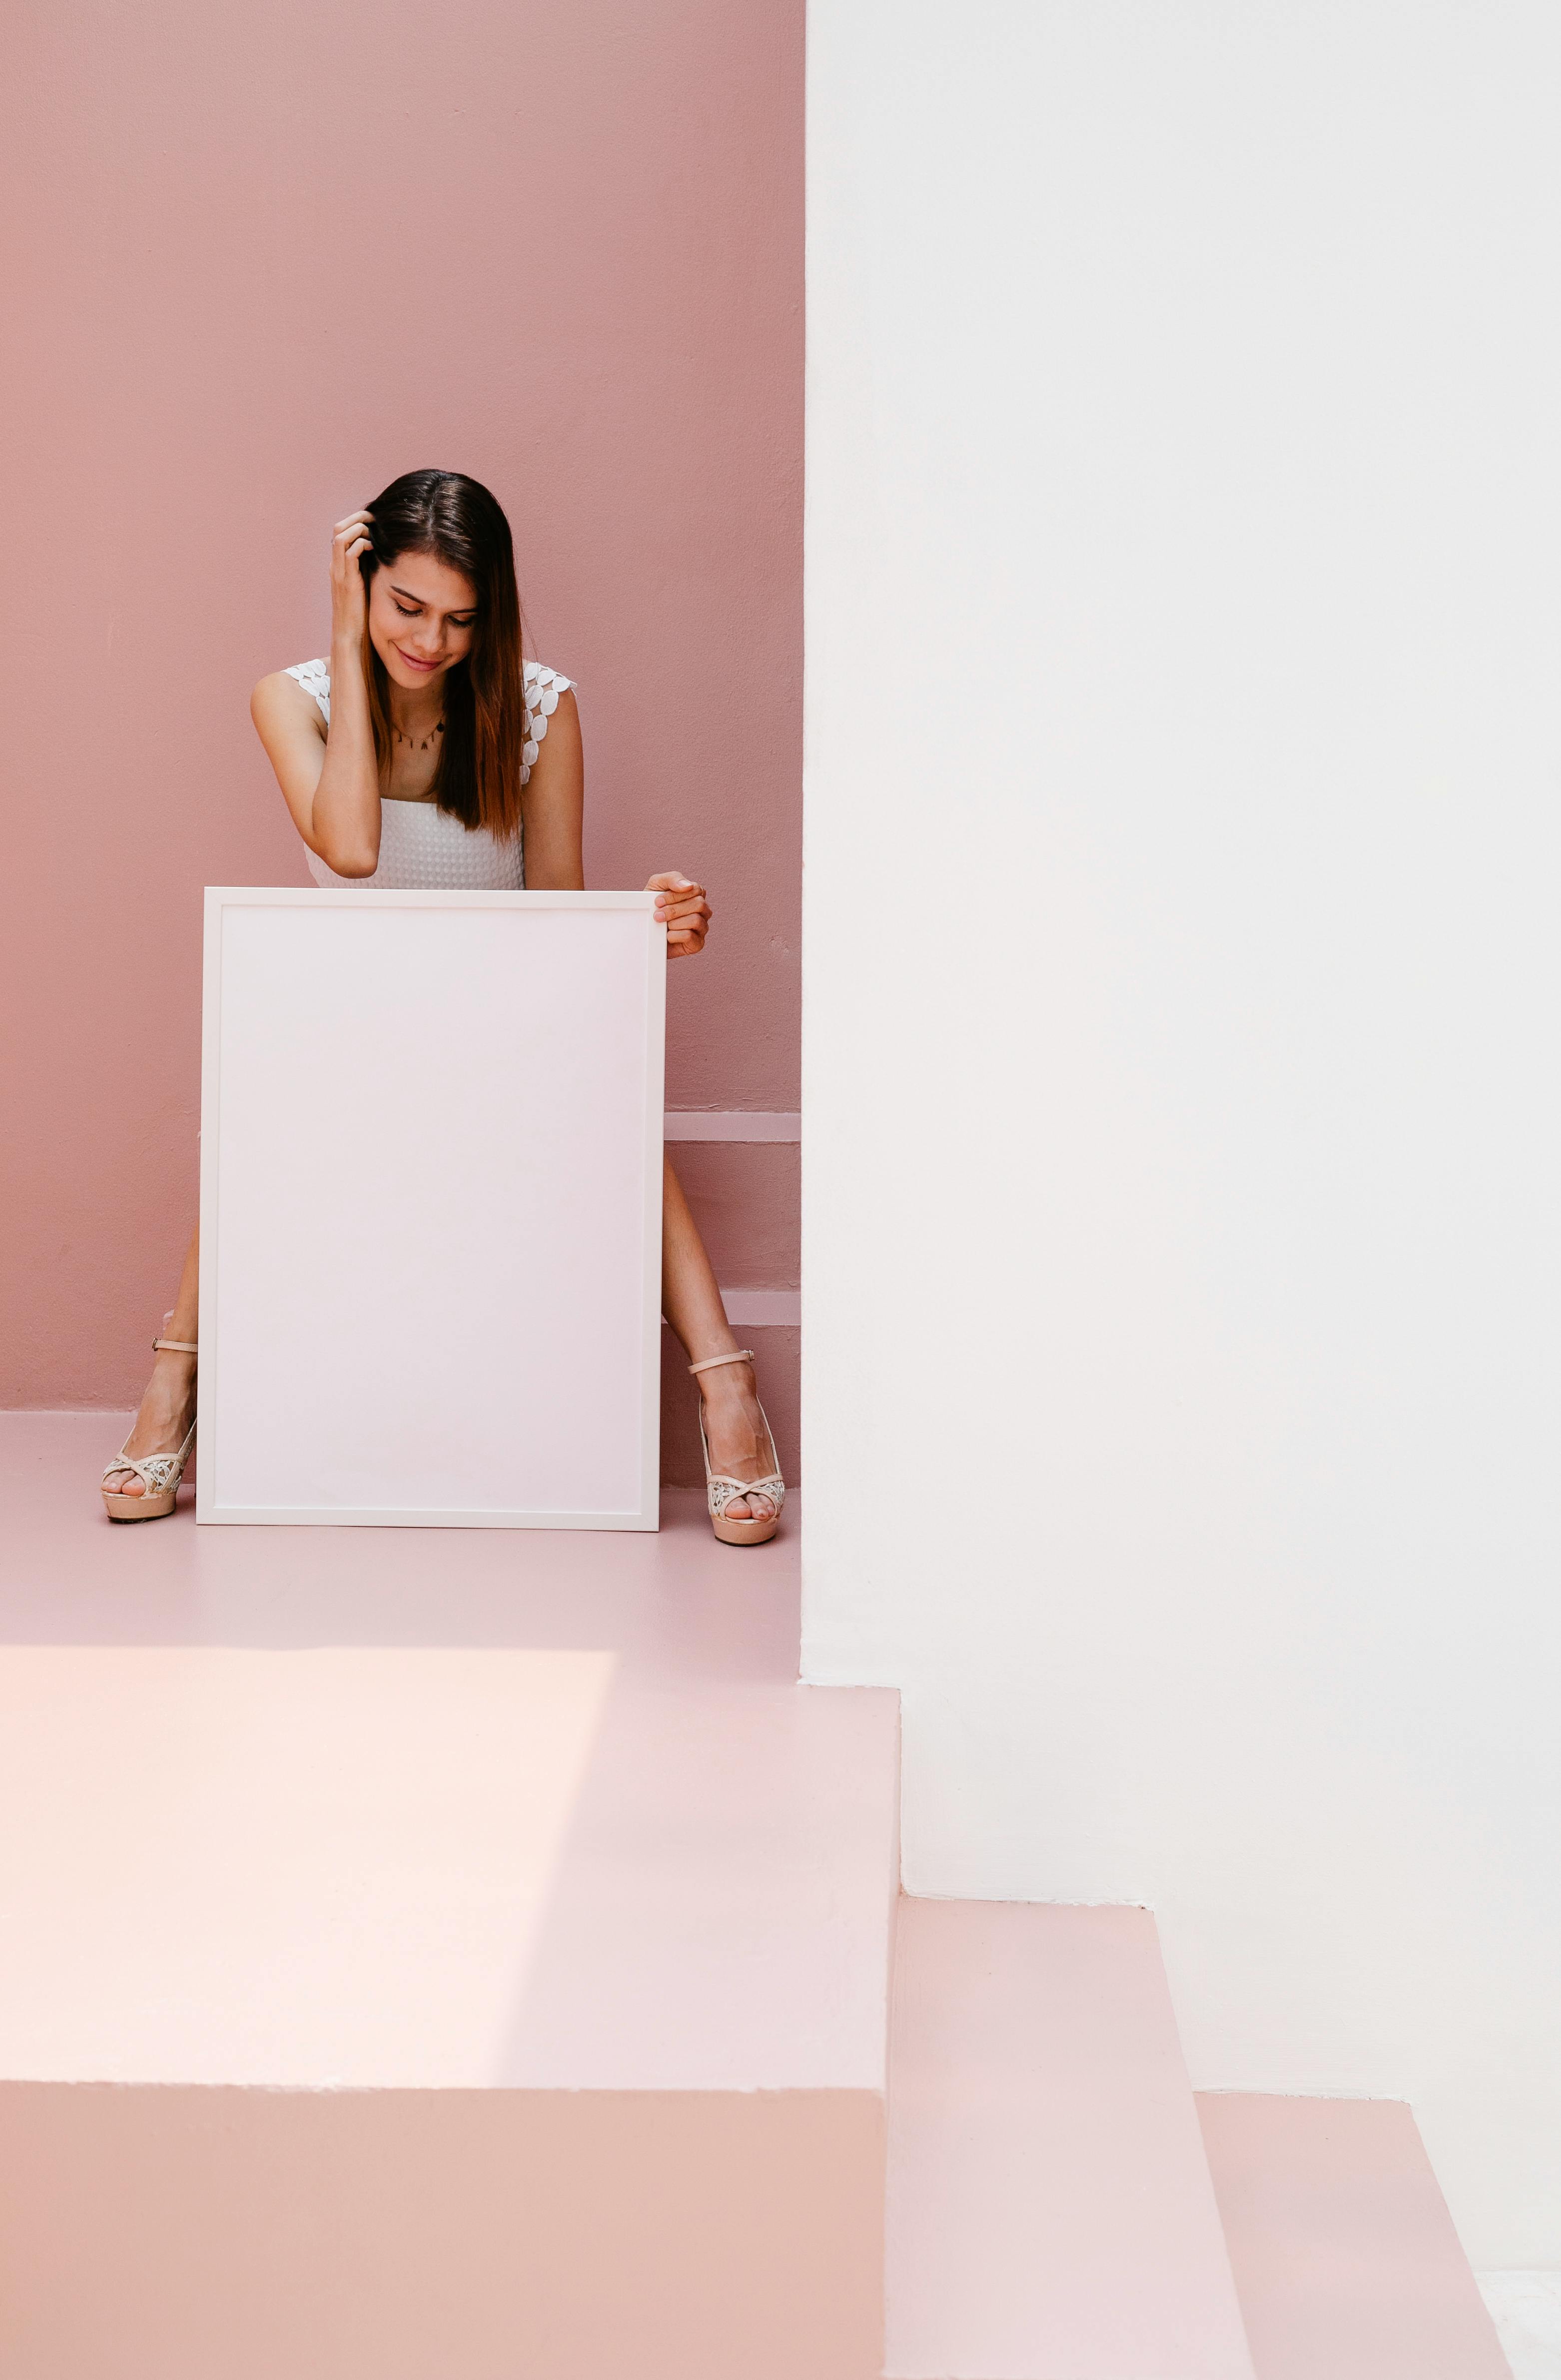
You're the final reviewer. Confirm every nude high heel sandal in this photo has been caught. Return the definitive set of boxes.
[100,1330,198,1522]
[689,1349,786,1547]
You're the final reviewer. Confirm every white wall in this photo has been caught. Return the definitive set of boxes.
[803,0,1561,2265]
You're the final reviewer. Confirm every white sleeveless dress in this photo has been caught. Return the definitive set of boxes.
[283,657,574,890]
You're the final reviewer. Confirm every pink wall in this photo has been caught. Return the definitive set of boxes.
[1,0,801,1407]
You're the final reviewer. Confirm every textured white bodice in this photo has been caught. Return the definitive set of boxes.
[284,657,574,891]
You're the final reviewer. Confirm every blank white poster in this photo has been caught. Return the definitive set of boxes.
[196,889,665,1527]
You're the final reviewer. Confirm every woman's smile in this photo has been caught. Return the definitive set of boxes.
[393,643,442,674]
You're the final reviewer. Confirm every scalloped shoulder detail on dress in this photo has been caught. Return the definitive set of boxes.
[521,661,574,781]
[284,657,332,724]
[281,657,573,787]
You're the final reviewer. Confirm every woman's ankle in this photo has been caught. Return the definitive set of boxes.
[135,1348,197,1432]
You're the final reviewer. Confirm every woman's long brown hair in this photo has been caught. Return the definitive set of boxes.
[359,470,529,837]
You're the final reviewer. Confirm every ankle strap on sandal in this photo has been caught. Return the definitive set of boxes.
[152,1338,198,1355]
[688,1349,755,1378]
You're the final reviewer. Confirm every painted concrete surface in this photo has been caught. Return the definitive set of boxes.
[0,1416,886,2091]
[1479,2275,1561,2380]
[0,2085,885,2380]
[672,1139,800,1283]
[665,1111,803,1142]
[0,1412,886,2375]
[1198,2095,1511,2380]
[2,0,802,1412]
[804,0,1561,2264]
[885,1899,1254,2380]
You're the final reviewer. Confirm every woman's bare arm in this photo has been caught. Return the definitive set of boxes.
[250,512,383,877]
[519,689,586,888]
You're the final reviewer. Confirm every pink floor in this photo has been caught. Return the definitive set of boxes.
[2,1410,797,1660]
[0,1418,894,2095]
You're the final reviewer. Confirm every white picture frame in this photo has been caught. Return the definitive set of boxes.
[196,888,666,1529]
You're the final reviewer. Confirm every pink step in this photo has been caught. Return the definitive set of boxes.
[885,1897,1257,2379]
[1197,2094,1513,2380]
[0,1415,895,2380]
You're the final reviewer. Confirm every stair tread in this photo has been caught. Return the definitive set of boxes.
[885,1898,1256,2379]
[1197,2093,1513,2380]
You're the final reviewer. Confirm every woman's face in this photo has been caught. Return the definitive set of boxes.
[366,548,479,693]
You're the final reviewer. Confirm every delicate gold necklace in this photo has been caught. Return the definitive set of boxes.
[392,717,445,754]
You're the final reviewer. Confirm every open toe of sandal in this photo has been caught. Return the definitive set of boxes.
[100,1333,197,1522]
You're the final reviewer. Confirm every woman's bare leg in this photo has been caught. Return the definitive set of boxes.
[103,1223,199,1498]
[661,1153,779,1522]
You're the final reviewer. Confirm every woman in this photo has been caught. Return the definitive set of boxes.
[101,469,784,1546]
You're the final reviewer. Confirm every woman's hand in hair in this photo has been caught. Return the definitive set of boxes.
[649,872,712,959]
[330,510,374,645]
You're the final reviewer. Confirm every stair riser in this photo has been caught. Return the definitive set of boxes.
[0,2082,885,2380]
[1196,2095,1512,2380]
[886,1900,1256,2380]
